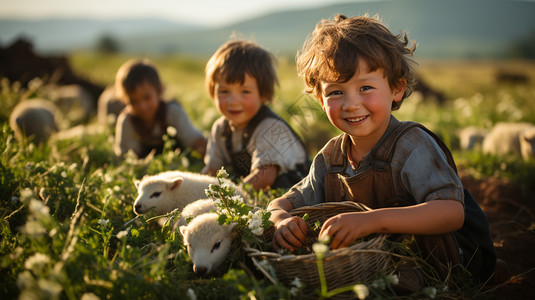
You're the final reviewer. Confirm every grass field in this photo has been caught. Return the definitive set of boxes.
[1,52,535,299]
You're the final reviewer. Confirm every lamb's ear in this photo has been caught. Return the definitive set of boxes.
[179,225,188,239]
[226,223,237,234]
[134,179,141,189]
[167,177,183,191]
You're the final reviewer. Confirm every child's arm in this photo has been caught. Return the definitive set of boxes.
[267,197,308,251]
[319,200,465,249]
[243,165,278,190]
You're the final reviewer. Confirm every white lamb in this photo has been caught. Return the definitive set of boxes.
[133,170,245,216]
[9,99,60,145]
[177,198,216,227]
[458,126,488,150]
[482,122,535,160]
[179,213,236,275]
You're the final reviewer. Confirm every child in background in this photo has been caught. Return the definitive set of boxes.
[267,15,497,291]
[202,40,309,191]
[114,59,207,158]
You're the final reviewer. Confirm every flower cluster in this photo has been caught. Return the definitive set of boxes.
[204,167,272,247]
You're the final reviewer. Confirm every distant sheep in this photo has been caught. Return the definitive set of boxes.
[43,84,95,125]
[458,126,488,150]
[177,198,216,227]
[133,170,246,216]
[97,85,125,127]
[179,213,236,275]
[482,122,535,160]
[9,99,60,145]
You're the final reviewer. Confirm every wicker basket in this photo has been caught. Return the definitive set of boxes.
[245,202,392,292]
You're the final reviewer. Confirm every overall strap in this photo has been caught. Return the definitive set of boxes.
[371,121,457,173]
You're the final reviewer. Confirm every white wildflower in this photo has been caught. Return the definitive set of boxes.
[187,288,197,300]
[116,230,128,240]
[98,219,110,228]
[248,210,264,236]
[231,195,243,203]
[22,220,47,236]
[29,199,50,217]
[371,278,386,290]
[290,277,303,289]
[24,253,50,272]
[216,167,229,178]
[37,278,63,298]
[312,242,329,258]
[353,284,369,300]
[422,287,437,299]
[104,173,112,183]
[166,126,177,137]
[69,163,78,171]
[61,171,67,178]
[386,274,399,285]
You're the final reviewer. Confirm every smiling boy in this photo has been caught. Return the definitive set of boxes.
[267,15,496,290]
[202,40,309,190]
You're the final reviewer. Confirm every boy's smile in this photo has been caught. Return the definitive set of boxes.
[214,73,266,129]
[320,59,405,152]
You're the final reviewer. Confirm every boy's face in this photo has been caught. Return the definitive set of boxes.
[320,59,405,145]
[214,73,265,129]
[126,81,161,123]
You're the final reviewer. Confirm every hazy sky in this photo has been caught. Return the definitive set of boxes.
[0,0,359,26]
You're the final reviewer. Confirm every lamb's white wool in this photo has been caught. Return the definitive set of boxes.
[44,84,95,124]
[482,122,535,160]
[177,198,216,227]
[133,170,245,216]
[520,127,535,161]
[97,85,125,127]
[458,126,488,150]
[9,99,60,145]
[179,213,235,275]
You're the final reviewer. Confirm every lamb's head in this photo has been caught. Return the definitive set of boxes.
[521,127,535,161]
[133,175,183,215]
[179,213,236,276]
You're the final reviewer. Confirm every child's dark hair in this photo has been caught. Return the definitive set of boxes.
[205,40,278,101]
[297,14,417,110]
[115,59,162,104]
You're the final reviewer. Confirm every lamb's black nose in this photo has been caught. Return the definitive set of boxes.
[194,266,207,275]
[134,204,143,214]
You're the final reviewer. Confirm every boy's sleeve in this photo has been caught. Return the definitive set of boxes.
[203,118,226,171]
[166,102,205,147]
[279,151,328,208]
[114,112,141,157]
[396,128,464,205]
[249,119,308,174]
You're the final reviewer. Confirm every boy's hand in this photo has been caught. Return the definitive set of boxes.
[319,212,371,249]
[272,216,308,251]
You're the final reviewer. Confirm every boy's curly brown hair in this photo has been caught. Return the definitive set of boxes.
[205,40,278,101]
[296,14,417,110]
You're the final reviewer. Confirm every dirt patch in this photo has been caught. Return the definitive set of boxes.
[460,171,535,298]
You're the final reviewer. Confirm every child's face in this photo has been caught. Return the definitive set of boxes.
[127,81,161,122]
[214,73,265,129]
[320,59,405,144]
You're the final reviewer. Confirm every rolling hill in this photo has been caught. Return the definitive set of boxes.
[1,0,534,58]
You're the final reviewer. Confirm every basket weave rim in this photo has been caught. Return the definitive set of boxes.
[246,201,388,261]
